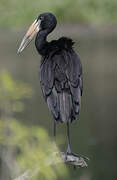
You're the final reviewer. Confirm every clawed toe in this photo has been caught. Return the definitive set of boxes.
[66,152,89,161]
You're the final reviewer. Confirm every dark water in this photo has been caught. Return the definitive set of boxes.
[0,27,117,180]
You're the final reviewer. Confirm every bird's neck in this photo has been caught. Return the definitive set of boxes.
[35,30,49,55]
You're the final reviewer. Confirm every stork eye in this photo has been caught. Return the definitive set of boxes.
[40,16,44,21]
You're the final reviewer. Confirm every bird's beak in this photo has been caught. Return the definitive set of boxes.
[17,19,41,53]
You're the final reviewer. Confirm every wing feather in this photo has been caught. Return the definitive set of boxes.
[40,48,83,123]
[40,57,54,97]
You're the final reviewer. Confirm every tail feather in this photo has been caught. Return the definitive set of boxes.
[47,90,81,123]
[59,91,72,123]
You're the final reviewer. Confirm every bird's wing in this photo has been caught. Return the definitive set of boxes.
[65,50,83,116]
[40,56,55,97]
[40,56,59,121]
[53,50,83,122]
[40,50,83,122]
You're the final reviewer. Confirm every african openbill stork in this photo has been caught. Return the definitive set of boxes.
[18,12,83,157]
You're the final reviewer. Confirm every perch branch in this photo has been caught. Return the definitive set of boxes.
[60,152,89,167]
[14,152,89,180]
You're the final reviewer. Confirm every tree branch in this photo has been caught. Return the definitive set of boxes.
[60,152,89,167]
[14,152,89,180]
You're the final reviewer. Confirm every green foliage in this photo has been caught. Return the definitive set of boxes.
[0,70,32,113]
[0,0,117,27]
[0,71,68,180]
[0,119,68,179]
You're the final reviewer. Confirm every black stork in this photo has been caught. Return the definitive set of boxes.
[18,12,83,157]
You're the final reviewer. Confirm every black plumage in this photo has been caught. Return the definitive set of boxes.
[39,37,83,124]
[18,12,83,156]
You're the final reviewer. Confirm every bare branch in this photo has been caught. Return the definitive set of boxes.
[14,152,89,180]
[60,152,89,168]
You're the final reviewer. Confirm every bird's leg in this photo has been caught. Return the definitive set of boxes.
[66,122,89,161]
[66,122,72,154]
[66,122,79,157]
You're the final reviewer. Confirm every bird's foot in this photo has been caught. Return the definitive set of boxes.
[66,151,89,161]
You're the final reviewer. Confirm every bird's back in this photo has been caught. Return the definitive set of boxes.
[40,37,83,123]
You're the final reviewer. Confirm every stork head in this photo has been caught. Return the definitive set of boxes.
[18,12,57,53]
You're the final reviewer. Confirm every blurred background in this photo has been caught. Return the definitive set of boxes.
[0,0,117,179]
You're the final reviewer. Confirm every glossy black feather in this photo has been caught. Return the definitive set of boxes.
[39,37,83,123]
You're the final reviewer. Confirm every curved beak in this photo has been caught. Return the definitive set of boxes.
[17,19,41,54]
